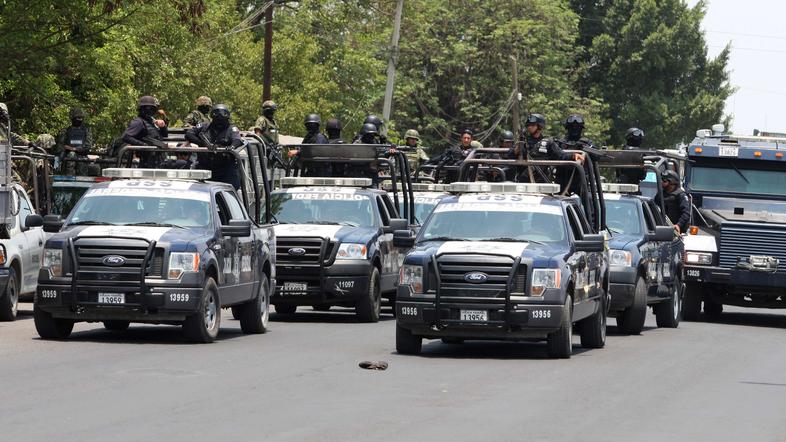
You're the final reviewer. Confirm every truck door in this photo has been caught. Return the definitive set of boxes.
[375,195,397,292]
[219,190,255,304]
[647,200,681,285]
[640,202,664,286]
[17,187,42,293]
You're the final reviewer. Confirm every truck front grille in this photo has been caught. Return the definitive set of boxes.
[275,237,334,277]
[719,226,786,273]
[74,239,163,285]
[435,255,524,298]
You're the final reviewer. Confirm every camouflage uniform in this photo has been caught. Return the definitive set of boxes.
[251,100,280,146]
[184,96,212,127]
[402,129,429,172]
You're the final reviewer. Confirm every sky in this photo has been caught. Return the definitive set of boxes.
[688,0,786,135]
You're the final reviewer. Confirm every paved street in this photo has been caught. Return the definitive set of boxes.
[2,303,785,442]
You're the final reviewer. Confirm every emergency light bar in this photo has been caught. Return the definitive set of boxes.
[380,181,448,192]
[601,183,639,193]
[449,182,560,194]
[102,168,212,180]
[280,177,372,188]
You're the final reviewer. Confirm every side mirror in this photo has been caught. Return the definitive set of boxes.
[393,230,416,248]
[575,233,605,253]
[220,219,252,237]
[43,215,64,233]
[648,225,675,242]
[24,214,44,230]
[383,218,409,234]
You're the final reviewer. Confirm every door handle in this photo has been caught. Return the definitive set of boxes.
[39,240,43,246]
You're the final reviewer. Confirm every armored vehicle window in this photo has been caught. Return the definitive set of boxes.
[605,199,643,235]
[271,192,377,227]
[690,163,786,197]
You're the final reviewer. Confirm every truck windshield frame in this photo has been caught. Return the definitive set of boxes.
[689,161,786,198]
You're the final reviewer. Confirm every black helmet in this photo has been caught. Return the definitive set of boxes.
[662,170,680,185]
[360,123,378,135]
[564,114,584,128]
[625,127,644,147]
[363,115,383,129]
[210,104,230,120]
[137,95,159,108]
[500,130,515,142]
[460,128,474,137]
[304,113,321,125]
[326,118,342,131]
[525,113,546,129]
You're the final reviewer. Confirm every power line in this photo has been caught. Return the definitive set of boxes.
[709,44,786,55]
[706,29,786,41]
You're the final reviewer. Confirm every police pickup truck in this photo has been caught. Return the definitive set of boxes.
[269,177,409,322]
[394,182,608,359]
[682,125,786,319]
[34,168,275,342]
[603,183,683,334]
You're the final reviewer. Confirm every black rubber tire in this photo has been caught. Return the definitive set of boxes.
[231,306,241,320]
[312,304,331,312]
[682,282,703,321]
[103,320,130,331]
[441,337,464,344]
[182,278,221,343]
[274,304,296,315]
[238,275,270,334]
[655,277,682,328]
[396,323,422,355]
[704,297,723,320]
[579,290,607,349]
[355,267,381,323]
[33,304,74,340]
[0,267,19,321]
[616,276,647,335]
[547,296,573,359]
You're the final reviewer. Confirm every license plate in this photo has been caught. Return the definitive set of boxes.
[283,282,307,293]
[460,309,488,322]
[718,146,738,157]
[98,293,125,304]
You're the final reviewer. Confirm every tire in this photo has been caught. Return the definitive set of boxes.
[231,306,241,320]
[682,282,702,321]
[547,296,573,359]
[579,290,607,349]
[103,320,130,331]
[655,277,681,328]
[182,277,221,343]
[274,304,296,315]
[238,275,270,334]
[704,297,723,320]
[441,337,464,344]
[396,323,422,355]
[616,276,647,335]
[0,267,19,321]
[355,267,381,323]
[312,304,331,312]
[33,304,74,340]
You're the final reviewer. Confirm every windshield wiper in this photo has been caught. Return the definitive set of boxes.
[607,228,622,234]
[67,221,117,226]
[419,236,466,242]
[124,222,185,229]
[483,237,547,245]
[730,162,750,184]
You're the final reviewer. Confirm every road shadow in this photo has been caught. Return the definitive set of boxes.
[271,306,396,324]
[699,311,786,330]
[605,324,658,336]
[33,321,256,345]
[397,339,593,360]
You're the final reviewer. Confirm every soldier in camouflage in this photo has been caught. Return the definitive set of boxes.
[402,129,429,172]
[184,96,212,127]
[0,102,32,147]
[252,100,280,146]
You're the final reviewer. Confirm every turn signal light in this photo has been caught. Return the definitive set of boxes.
[776,152,784,159]
[754,151,762,158]
[694,147,703,154]
[689,226,699,235]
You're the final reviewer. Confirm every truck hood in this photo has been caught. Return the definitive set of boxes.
[607,233,640,251]
[274,224,379,244]
[409,240,566,264]
[701,196,786,225]
[51,225,211,246]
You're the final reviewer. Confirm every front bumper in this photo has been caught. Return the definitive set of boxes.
[396,299,565,340]
[608,266,637,311]
[273,261,372,305]
[685,265,786,294]
[35,282,203,322]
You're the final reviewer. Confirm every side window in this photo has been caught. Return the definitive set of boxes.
[573,205,593,234]
[647,200,667,226]
[641,203,656,232]
[222,191,246,221]
[565,206,583,240]
[376,196,391,226]
[215,193,231,225]
[18,189,33,227]
[382,194,399,219]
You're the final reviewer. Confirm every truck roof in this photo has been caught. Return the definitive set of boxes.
[689,132,786,161]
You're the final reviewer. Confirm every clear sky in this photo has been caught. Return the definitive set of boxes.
[689,0,786,135]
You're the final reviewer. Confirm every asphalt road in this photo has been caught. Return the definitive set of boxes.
[2,303,786,442]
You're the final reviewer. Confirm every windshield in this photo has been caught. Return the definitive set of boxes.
[51,186,91,217]
[399,197,441,224]
[271,192,376,227]
[690,164,786,197]
[68,192,212,228]
[605,199,642,235]
[420,204,567,243]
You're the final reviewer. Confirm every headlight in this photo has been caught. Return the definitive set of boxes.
[42,248,63,277]
[336,243,367,260]
[609,250,632,266]
[531,268,561,296]
[399,265,423,293]
[168,252,200,279]
[685,252,712,265]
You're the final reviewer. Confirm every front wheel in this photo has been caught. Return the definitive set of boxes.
[34,305,74,340]
[655,278,681,328]
[579,291,606,348]
[547,296,573,359]
[682,282,702,321]
[616,276,647,335]
[704,297,723,320]
[355,267,381,323]
[182,277,221,343]
[238,275,270,334]
[396,323,422,355]
[0,267,19,321]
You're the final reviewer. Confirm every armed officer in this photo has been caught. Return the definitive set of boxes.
[184,96,212,127]
[354,115,388,144]
[326,118,344,144]
[122,95,169,167]
[402,129,429,172]
[508,114,583,183]
[0,102,32,147]
[616,127,647,184]
[56,107,93,175]
[186,104,243,188]
[252,100,280,146]
[655,170,691,234]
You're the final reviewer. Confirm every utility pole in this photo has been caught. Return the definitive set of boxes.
[511,55,521,141]
[382,0,405,123]
[262,2,274,103]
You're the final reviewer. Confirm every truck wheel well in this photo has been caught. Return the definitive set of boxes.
[372,255,382,272]
[206,265,218,283]
[9,259,20,280]
[262,260,271,282]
